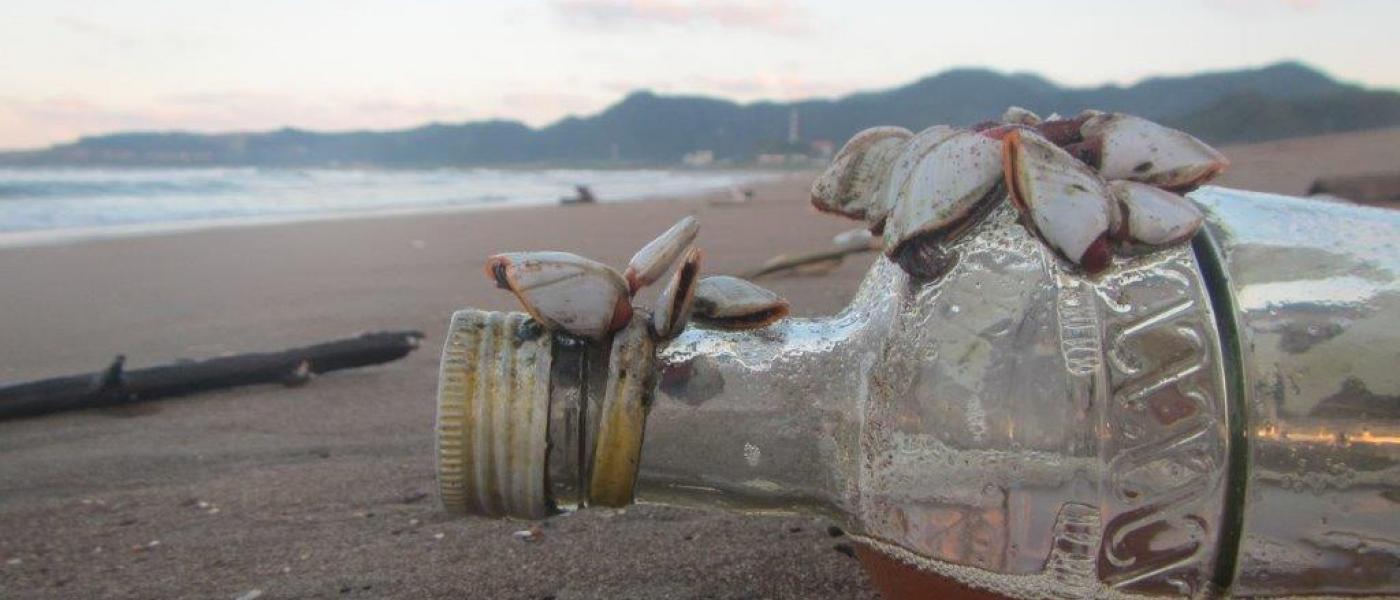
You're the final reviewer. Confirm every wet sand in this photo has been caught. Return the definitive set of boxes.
[2,129,1397,599]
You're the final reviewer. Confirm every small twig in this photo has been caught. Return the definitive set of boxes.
[744,245,875,280]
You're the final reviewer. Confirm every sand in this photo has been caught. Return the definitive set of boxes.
[1,129,1396,599]
[1213,126,1400,197]
[0,174,883,600]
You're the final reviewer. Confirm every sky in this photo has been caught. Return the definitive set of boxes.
[1,0,1396,149]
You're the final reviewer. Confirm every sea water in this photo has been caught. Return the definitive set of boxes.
[0,167,780,243]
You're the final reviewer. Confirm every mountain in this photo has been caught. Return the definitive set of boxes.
[5,61,1398,167]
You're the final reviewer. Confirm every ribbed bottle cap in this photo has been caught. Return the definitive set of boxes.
[435,310,552,519]
[435,309,659,518]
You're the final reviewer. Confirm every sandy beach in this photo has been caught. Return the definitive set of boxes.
[0,173,884,600]
[2,129,1398,599]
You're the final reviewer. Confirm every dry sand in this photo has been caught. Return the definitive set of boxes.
[1,129,1396,599]
[1213,126,1400,197]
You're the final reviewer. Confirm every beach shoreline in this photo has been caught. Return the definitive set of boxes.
[0,167,789,249]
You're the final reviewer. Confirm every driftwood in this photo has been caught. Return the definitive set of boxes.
[0,330,424,420]
[559,184,598,205]
[744,246,876,280]
[1308,173,1400,206]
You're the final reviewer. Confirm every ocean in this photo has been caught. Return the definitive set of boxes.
[0,167,781,244]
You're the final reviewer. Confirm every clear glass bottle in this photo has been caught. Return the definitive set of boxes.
[435,187,1400,598]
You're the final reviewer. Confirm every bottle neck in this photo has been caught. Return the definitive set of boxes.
[633,259,905,517]
[622,196,1239,595]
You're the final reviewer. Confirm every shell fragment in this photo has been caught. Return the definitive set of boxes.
[692,275,790,330]
[624,215,699,294]
[485,251,632,340]
[1003,130,1114,272]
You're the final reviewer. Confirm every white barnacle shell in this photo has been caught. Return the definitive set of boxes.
[691,275,790,330]
[485,251,632,340]
[1107,180,1205,248]
[651,247,702,340]
[1003,129,1114,273]
[1001,106,1042,126]
[623,215,698,294]
[810,127,913,224]
[882,130,1005,259]
[872,125,965,232]
[1079,113,1228,191]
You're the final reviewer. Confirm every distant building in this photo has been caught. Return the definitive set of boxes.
[788,109,800,145]
[682,150,714,167]
[809,140,835,159]
[755,153,823,167]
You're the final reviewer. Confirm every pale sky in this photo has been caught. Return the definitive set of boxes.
[1,0,1396,149]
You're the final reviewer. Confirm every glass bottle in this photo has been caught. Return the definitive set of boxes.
[434,187,1400,598]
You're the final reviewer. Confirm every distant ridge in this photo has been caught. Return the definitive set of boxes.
[5,61,1398,167]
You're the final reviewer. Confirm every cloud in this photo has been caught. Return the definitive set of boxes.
[0,92,478,150]
[603,72,863,102]
[53,16,131,47]
[1212,0,1328,11]
[0,96,164,149]
[553,0,809,35]
[53,15,203,52]
[498,91,605,124]
[692,73,857,99]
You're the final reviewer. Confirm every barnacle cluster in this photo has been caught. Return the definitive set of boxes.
[812,108,1226,278]
[486,215,789,343]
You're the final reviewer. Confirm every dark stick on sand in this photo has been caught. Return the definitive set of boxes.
[0,330,424,420]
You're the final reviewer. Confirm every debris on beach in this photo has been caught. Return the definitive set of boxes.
[743,228,879,280]
[512,526,543,542]
[130,540,161,553]
[707,185,754,206]
[559,184,597,205]
[0,330,425,421]
[1308,172,1400,205]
